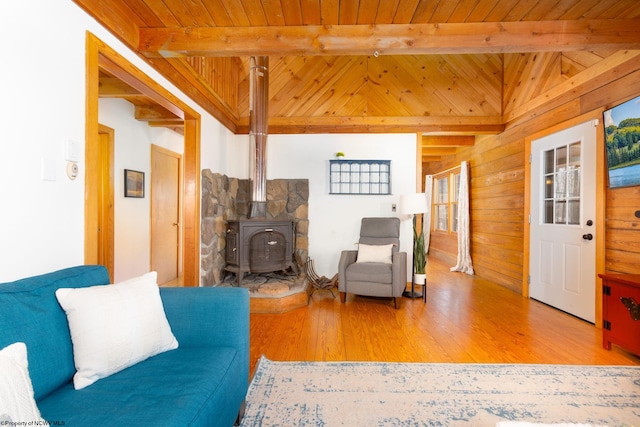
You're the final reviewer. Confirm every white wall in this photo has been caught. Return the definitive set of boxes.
[0,0,236,282]
[267,134,417,278]
[0,0,419,284]
[201,119,249,178]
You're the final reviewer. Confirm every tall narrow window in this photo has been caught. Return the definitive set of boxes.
[432,169,461,233]
[434,177,449,231]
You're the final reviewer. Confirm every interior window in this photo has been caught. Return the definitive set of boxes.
[434,177,449,231]
[432,170,461,233]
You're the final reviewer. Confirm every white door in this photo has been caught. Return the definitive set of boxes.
[529,121,597,323]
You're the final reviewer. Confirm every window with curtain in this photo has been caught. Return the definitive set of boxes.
[432,170,461,233]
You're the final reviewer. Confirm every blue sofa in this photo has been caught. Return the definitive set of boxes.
[0,265,249,427]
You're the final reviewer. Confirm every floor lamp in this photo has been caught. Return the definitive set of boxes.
[400,193,428,299]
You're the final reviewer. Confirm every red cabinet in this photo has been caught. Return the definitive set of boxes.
[599,273,640,356]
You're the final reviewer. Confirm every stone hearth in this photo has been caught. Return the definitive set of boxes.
[200,170,309,293]
[219,269,310,313]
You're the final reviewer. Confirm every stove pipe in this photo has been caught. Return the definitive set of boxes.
[248,56,269,219]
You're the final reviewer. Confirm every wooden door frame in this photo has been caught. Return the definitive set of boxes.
[523,110,606,326]
[85,32,201,286]
[98,124,114,282]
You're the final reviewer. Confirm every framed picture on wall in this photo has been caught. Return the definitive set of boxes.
[124,169,145,198]
[604,94,640,189]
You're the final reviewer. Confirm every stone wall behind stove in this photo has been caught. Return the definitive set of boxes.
[201,169,309,286]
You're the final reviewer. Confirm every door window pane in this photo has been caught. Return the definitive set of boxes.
[542,141,581,225]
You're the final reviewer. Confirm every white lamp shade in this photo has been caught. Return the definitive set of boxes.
[399,193,428,215]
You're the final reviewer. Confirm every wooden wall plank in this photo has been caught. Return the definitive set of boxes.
[426,49,640,295]
[410,1,438,22]
[200,0,234,26]
[376,0,401,23]
[559,0,602,20]
[523,0,565,21]
[503,0,538,21]
[605,249,640,274]
[580,69,640,113]
[220,0,251,26]
[448,0,485,22]
[282,0,303,24]
[356,0,379,24]
[393,0,420,23]
[161,0,199,26]
[261,0,285,25]
[301,0,321,25]
[242,0,269,26]
[123,0,167,27]
[605,185,640,275]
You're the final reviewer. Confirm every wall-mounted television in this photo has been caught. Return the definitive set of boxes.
[604,94,640,189]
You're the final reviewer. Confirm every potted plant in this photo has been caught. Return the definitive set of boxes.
[335,151,345,159]
[413,218,427,285]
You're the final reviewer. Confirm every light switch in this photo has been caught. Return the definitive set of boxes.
[65,140,80,162]
[41,158,56,181]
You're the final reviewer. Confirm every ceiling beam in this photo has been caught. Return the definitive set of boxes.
[422,156,443,162]
[236,116,504,134]
[134,105,182,121]
[422,135,475,147]
[421,147,459,156]
[138,19,640,58]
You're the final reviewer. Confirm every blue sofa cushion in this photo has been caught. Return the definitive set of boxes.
[0,266,110,400]
[37,346,245,427]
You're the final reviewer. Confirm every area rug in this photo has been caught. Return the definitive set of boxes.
[240,357,640,426]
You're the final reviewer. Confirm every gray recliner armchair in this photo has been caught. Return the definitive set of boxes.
[338,217,407,309]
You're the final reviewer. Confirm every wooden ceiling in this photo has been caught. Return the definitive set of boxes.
[80,0,640,161]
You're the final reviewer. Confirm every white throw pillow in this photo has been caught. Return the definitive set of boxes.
[356,243,394,264]
[55,271,178,390]
[0,342,45,423]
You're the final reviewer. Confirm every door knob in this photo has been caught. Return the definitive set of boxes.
[582,233,593,241]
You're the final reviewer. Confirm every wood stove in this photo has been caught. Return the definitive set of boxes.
[225,219,294,285]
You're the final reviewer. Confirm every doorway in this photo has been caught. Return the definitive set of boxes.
[529,120,597,323]
[84,33,201,286]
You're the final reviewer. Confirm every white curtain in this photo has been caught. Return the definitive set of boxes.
[423,175,433,254]
[451,161,474,275]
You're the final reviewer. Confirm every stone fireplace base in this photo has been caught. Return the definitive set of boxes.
[201,170,309,288]
[220,269,310,313]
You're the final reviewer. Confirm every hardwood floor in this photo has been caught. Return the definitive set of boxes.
[249,257,639,375]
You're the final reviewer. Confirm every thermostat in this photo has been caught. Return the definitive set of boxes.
[67,162,79,180]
